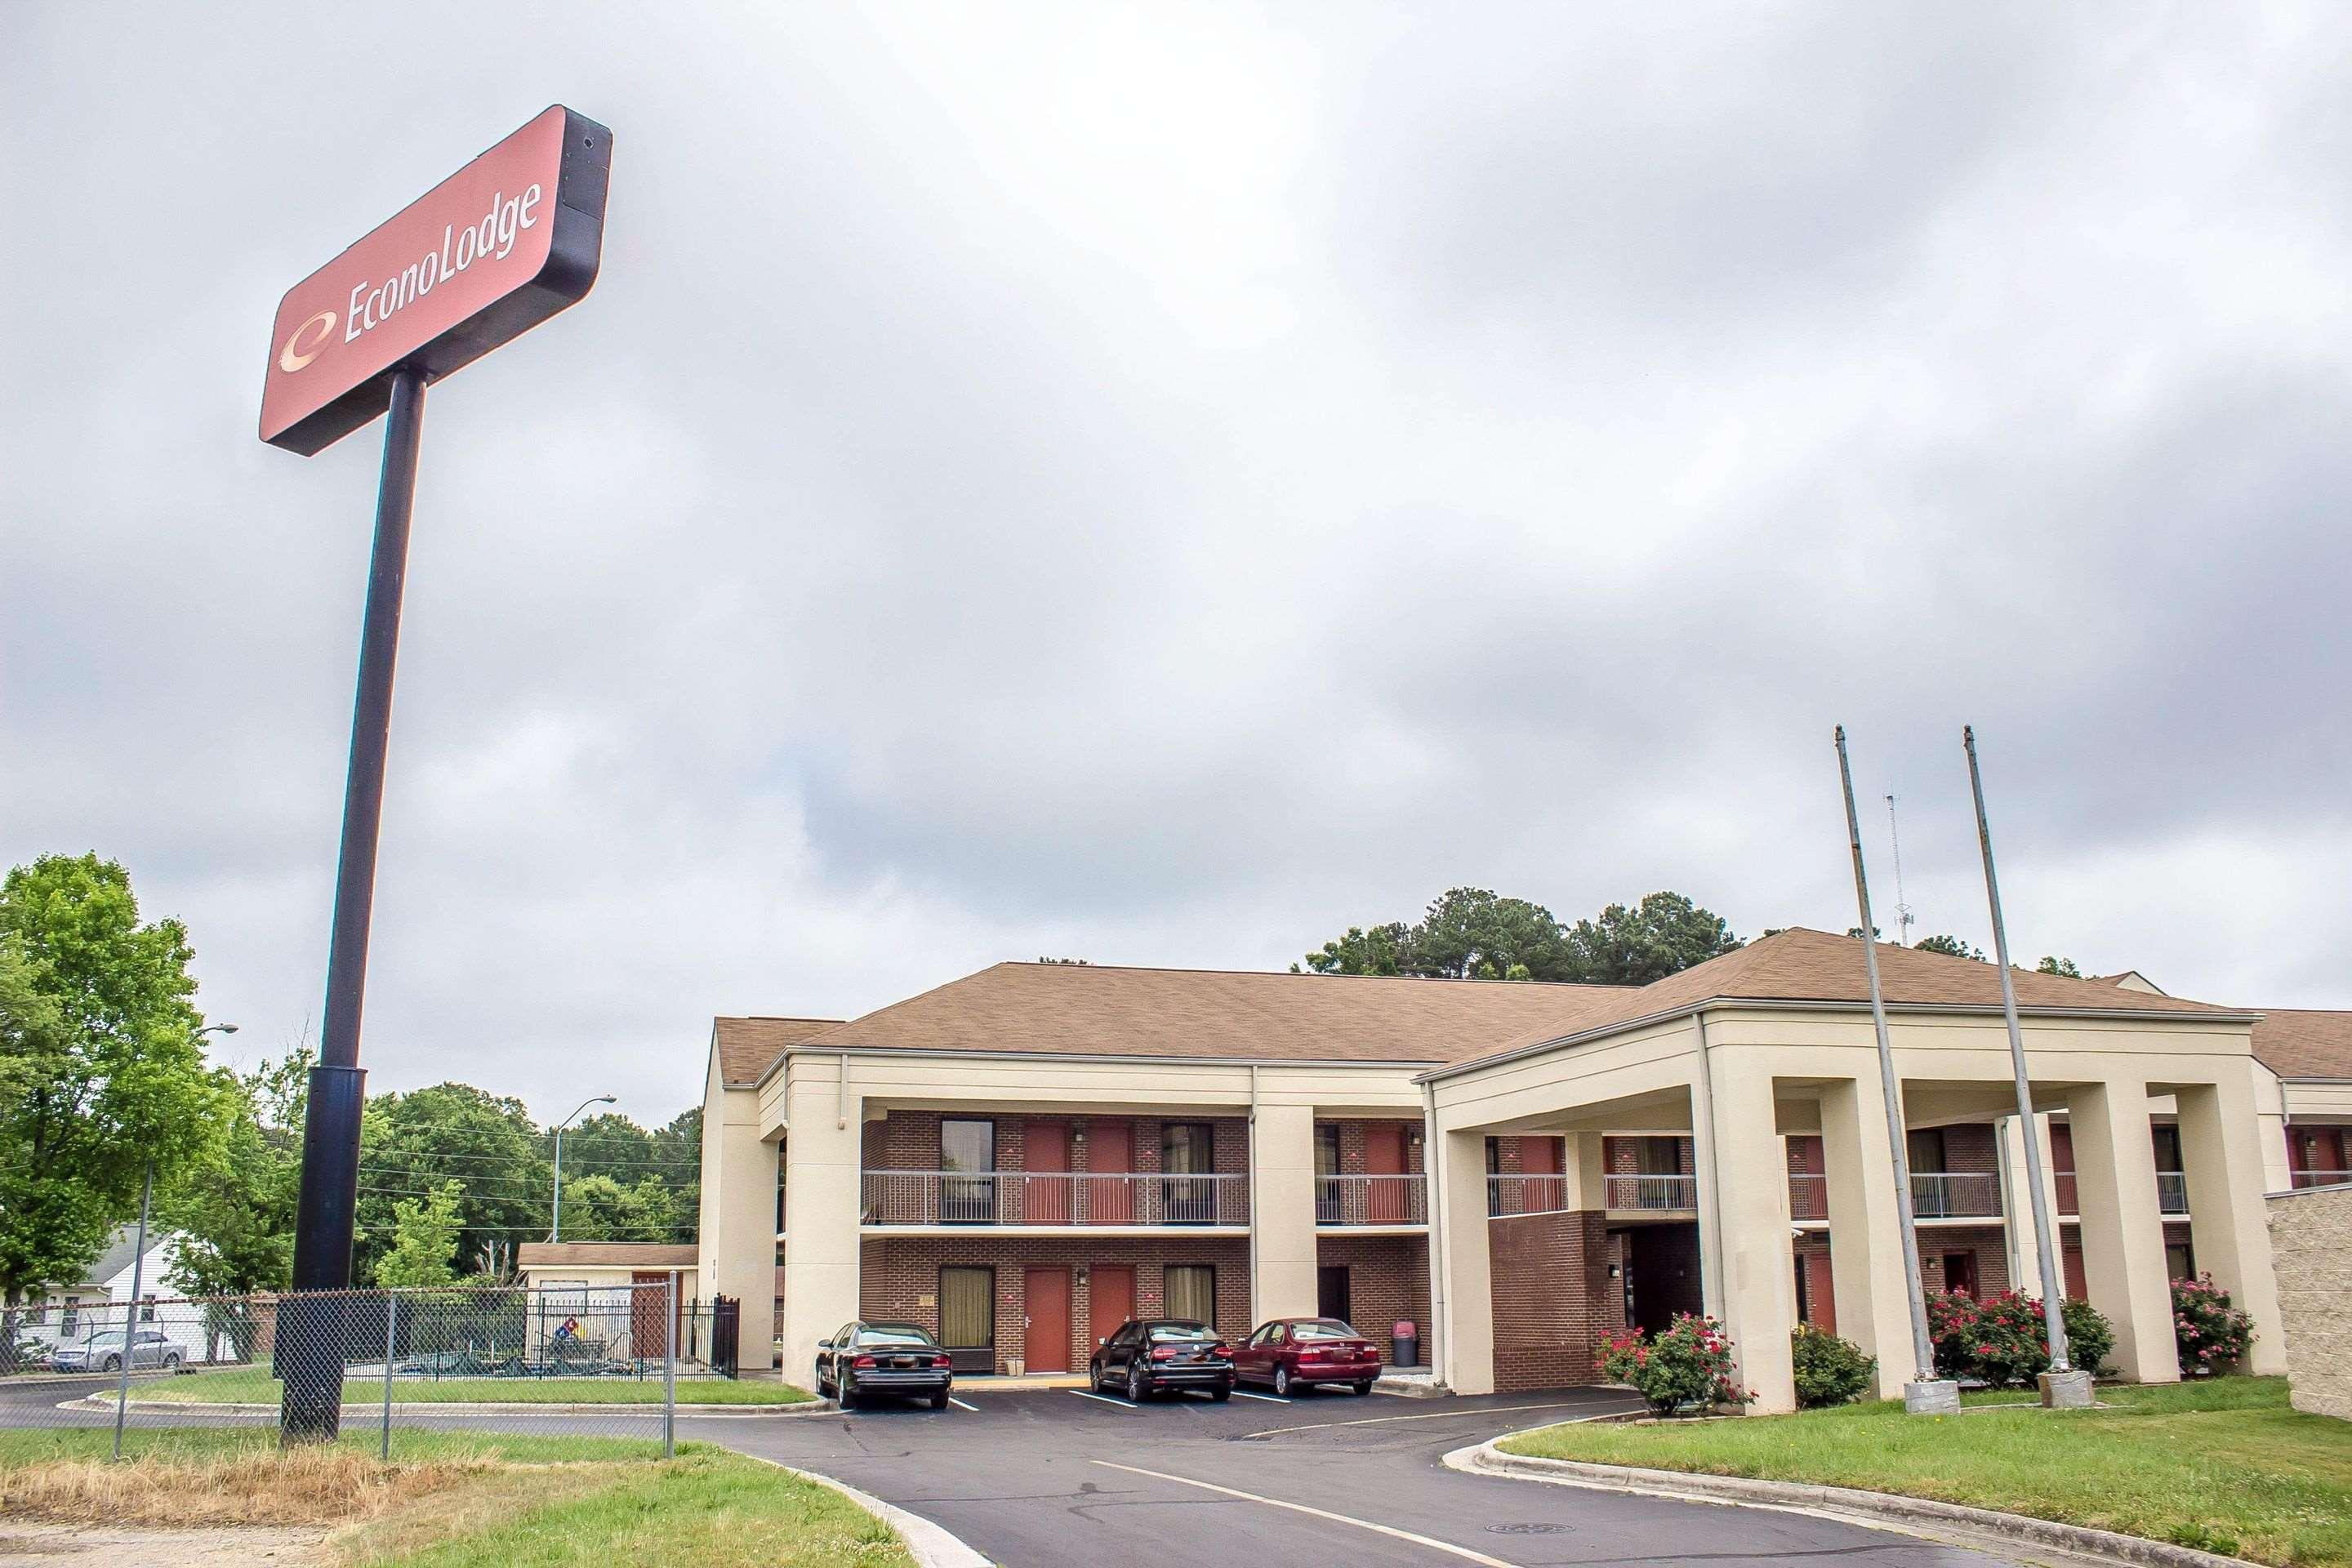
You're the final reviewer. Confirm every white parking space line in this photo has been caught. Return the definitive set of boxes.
[1091,1460,1518,1568]
[1227,1389,1289,1403]
[1069,1389,1141,1410]
[947,1397,978,1411]
[1243,1400,1596,1439]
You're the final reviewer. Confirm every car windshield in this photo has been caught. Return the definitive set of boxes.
[1294,1320,1361,1340]
[856,1324,938,1346]
[1147,1323,1218,1343]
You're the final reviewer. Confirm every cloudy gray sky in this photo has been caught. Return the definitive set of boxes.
[5,3,2346,1125]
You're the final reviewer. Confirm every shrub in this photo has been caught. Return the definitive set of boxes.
[2172,1275,2254,1374]
[1790,1324,1876,1407]
[2060,1296,2114,1377]
[1597,1314,1756,1417]
[1926,1288,2114,1386]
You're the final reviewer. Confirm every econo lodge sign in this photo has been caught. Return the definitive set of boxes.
[261,105,611,454]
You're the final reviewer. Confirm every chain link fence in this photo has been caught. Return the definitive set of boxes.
[1,1281,733,1456]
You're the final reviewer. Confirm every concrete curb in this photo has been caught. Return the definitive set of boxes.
[1447,1438,2263,1568]
[66,1394,838,1420]
[741,1454,990,1568]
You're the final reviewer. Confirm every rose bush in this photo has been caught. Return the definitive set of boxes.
[2171,1275,2254,1374]
[1597,1314,1756,1417]
[1927,1288,2116,1386]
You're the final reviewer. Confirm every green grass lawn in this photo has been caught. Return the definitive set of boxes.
[1501,1377,2352,1566]
[126,1364,815,1405]
[0,1426,910,1567]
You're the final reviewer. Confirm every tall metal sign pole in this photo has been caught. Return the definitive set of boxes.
[1833,727,1955,1414]
[262,106,609,1440]
[1964,726,2094,1408]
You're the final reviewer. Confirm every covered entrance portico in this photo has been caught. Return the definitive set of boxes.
[1425,971,2286,1413]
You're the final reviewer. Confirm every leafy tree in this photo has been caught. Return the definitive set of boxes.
[165,1047,305,1291]
[1913,934,1985,960]
[374,1181,465,1289]
[559,1111,662,1191]
[1294,922,1410,976]
[2036,956,2084,978]
[0,856,234,1367]
[1561,893,1742,985]
[357,1084,549,1285]
[1298,889,1739,985]
[651,1107,702,1220]
[558,1173,687,1241]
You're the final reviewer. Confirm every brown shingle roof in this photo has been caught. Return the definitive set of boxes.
[518,1242,697,1269]
[715,1016,844,1086]
[1449,927,2251,1072]
[791,961,1630,1067]
[2253,1009,2352,1079]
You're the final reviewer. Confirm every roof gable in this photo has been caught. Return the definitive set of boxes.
[714,1016,844,1087]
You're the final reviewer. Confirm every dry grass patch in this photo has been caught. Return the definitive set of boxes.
[0,1442,505,1528]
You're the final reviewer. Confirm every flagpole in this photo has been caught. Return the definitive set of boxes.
[1835,727,1953,1414]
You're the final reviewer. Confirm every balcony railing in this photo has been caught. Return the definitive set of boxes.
[859,1169,1249,1227]
[2292,1169,2352,1191]
[1486,1174,1573,1218]
[2050,1168,2189,1215]
[1788,1173,1828,1221]
[1606,1173,1696,1212]
[1909,1172,2001,1218]
[2157,1170,2188,1214]
[1314,1174,1428,1226]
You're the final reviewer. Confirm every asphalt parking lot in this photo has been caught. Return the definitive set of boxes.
[695,1384,2030,1568]
[0,1376,2031,1566]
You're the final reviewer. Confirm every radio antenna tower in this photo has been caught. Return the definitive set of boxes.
[1886,794,1916,947]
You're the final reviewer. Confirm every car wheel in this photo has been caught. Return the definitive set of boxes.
[100,1355,119,1374]
[1125,1365,1146,1402]
[930,1388,951,1410]
[816,1361,831,1397]
[1352,1380,1374,1396]
[839,1373,859,1410]
[163,1353,181,1372]
[1272,1365,1291,1396]
[1211,1382,1231,1403]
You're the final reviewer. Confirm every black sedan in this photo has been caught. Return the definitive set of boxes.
[815,1320,955,1409]
[1089,1318,1233,1401]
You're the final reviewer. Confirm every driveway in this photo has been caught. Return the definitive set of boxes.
[693,1385,2027,1568]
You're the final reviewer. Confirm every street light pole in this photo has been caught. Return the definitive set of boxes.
[549,1095,617,1244]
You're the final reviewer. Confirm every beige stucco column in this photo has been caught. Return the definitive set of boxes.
[1818,1075,1915,1399]
[778,1057,863,1392]
[2173,1074,2287,1374]
[2064,1080,2176,1383]
[1433,1126,1495,1395]
[697,1076,782,1368]
[1250,1103,1320,1324]
[1705,1056,1796,1412]
[1561,1131,1609,1214]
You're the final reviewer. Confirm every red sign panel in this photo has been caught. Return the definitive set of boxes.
[261,105,611,454]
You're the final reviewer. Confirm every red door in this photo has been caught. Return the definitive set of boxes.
[1028,1120,1071,1224]
[1024,1267,1071,1374]
[1089,1264,1134,1353]
[1521,1135,1562,1215]
[1089,1122,1134,1224]
[1366,1124,1406,1223]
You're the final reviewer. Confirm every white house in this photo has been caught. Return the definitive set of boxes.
[16,1227,201,1358]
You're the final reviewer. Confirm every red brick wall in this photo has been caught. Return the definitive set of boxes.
[1488,1210,1615,1391]
[859,1235,1250,1375]
[1314,1234,1429,1346]
[1326,1119,1427,1174]
[1603,1136,1694,1175]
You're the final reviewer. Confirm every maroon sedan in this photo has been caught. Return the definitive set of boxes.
[1232,1317,1382,1396]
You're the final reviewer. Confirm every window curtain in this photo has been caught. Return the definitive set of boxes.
[939,1267,994,1348]
[1165,1265,1214,1325]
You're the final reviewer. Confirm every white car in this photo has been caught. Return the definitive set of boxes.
[51,1329,180,1374]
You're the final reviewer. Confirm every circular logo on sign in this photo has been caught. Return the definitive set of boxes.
[278,310,338,372]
